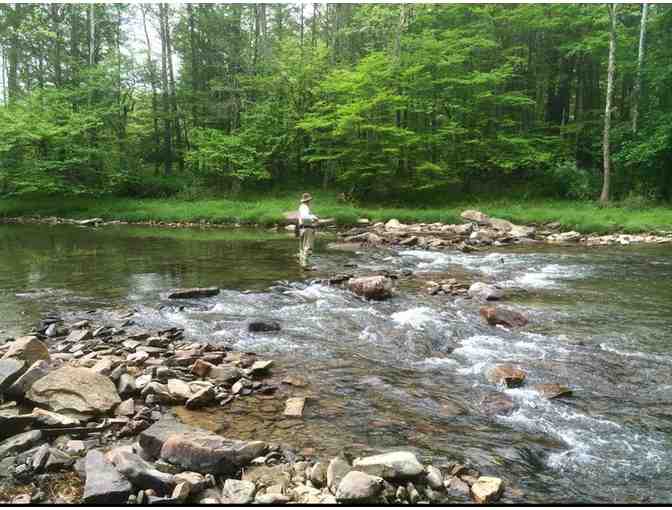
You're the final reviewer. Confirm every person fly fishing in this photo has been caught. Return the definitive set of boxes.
[297,192,319,269]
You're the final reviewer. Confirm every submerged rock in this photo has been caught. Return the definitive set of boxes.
[283,397,306,418]
[168,288,220,299]
[27,366,121,416]
[487,365,526,388]
[248,320,281,333]
[348,276,393,300]
[534,383,572,399]
[480,306,528,328]
[468,282,504,301]
[480,393,515,417]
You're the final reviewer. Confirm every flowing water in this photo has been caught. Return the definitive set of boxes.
[1,223,671,503]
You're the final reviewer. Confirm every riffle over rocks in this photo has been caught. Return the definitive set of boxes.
[0,308,526,504]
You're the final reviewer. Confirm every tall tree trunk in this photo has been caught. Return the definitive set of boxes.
[300,3,305,58]
[187,4,199,127]
[88,3,95,67]
[312,4,319,49]
[164,6,184,172]
[1,46,6,105]
[69,4,80,84]
[600,4,618,204]
[51,4,63,86]
[141,5,161,176]
[7,4,20,102]
[632,2,648,133]
[158,3,173,176]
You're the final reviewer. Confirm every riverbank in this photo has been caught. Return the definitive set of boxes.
[1,195,671,234]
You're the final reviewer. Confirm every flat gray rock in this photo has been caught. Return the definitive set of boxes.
[0,431,43,459]
[159,431,266,475]
[352,451,424,480]
[108,448,175,495]
[6,360,50,398]
[82,450,133,504]
[222,479,256,504]
[0,359,26,392]
[27,366,121,415]
[139,416,201,459]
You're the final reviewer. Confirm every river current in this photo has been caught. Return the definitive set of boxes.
[1,223,671,503]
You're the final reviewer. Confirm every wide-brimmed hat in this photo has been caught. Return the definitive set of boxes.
[300,193,313,203]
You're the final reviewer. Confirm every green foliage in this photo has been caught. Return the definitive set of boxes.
[0,3,671,202]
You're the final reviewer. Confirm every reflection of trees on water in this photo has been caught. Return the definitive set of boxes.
[0,224,303,329]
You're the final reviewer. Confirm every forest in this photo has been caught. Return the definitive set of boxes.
[0,3,670,205]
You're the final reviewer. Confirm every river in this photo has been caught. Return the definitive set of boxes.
[1,223,671,503]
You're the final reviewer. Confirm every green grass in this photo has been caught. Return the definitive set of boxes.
[1,193,671,234]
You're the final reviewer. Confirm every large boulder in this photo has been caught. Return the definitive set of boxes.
[0,359,26,392]
[2,336,49,364]
[352,451,424,481]
[488,218,515,232]
[27,366,121,416]
[168,288,220,299]
[159,430,266,475]
[139,416,200,459]
[82,450,133,505]
[468,282,504,301]
[480,306,528,328]
[348,276,393,300]
[460,210,490,225]
[335,471,384,503]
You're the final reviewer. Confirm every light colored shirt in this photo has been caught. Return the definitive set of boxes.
[298,203,318,226]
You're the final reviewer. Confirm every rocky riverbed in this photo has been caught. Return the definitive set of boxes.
[332,209,672,251]
[0,296,513,505]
